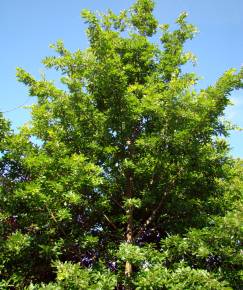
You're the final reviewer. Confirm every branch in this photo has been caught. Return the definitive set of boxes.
[135,176,178,240]
[44,204,67,237]
[111,197,125,211]
[135,193,166,240]
[104,214,117,230]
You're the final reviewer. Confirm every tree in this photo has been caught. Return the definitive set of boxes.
[0,0,242,288]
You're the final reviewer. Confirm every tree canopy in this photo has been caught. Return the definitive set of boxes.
[0,0,242,289]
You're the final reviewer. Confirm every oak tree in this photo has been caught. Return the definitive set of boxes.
[0,0,242,289]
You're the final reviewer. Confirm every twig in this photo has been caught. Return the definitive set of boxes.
[104,214,117,230]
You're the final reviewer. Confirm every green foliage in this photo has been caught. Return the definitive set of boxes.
[161,202,243,288]
[0,0,242,288]
[134,265,231,289]
[28,261,117,290]
[130,0,158,36]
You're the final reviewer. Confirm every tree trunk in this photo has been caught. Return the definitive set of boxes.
[125,174,133,277]
[125,206,133,277]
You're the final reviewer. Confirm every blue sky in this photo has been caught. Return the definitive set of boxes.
[1,0,243,157]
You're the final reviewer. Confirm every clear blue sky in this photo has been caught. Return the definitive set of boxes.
[1,0,243,157]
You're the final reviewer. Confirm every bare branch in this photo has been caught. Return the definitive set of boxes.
[104,214,117,230]
[135,192,166,240]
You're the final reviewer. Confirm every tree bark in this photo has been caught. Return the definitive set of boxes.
[125,206,133,277]
[125,174,133,277]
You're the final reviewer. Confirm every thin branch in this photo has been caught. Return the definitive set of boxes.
[104,214,117,230]
[111,197,125,211]
[44,204,67,237]
[134,193,167,240]
[135,175,179,240]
